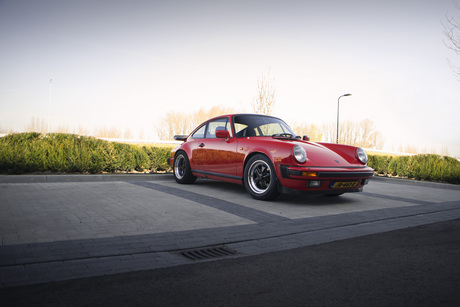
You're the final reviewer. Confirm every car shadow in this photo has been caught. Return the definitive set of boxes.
[275,193,357,206]
[192,179,356,206]
[193,179,246,193]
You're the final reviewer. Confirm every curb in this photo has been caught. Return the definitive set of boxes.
[1,173,459,190]
[0,173,172,184]
[371,175,460,190]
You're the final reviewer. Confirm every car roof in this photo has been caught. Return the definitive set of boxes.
[206,113,282,122]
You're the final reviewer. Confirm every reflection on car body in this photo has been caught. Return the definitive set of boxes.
[167,114,374,200]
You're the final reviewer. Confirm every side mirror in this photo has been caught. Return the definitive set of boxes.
[302,135,310,141]
[216,130,230,139]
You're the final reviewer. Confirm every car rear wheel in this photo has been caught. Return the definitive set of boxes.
[244,154,279,200]
[173,151,197,184]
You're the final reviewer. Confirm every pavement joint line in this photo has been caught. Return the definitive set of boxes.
[361,191,437,206]
[127,180,291,223]
[229,208,460,256]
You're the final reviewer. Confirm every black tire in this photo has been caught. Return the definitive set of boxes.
[243,154,280,201]
[173,151,197,184]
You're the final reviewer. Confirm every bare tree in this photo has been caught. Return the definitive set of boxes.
[290,122,323,141]
[26,117,47,133]
[75,125,90,136]
[321,122,336,143]
[359,119,384,149]
[94,126,122,138]
[123,127,133,139]
[0,125,12,134]
[321,119,384,149]
[157,111,191,141]
[57,124,71,133]
[443,5,460,77]
[192,106,236,128]
[252,70,276,115]
[157,106,238,140]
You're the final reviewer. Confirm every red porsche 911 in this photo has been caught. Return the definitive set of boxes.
[167,114,374,200]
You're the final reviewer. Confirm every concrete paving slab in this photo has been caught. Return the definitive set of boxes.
[0,179,255,245]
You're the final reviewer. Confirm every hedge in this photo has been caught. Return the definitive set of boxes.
[0,133,171,174]
[1,133,459,185]
[368,154,460,184]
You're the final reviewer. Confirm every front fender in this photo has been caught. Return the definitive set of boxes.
[238,138,295,178]
[317,142,365,165]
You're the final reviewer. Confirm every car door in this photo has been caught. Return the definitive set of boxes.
[191,117,237,178]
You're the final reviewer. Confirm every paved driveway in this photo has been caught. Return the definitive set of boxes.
[1,174,460,288]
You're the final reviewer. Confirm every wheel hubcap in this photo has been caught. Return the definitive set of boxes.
[174,155,186,179]
[248,160,272,194]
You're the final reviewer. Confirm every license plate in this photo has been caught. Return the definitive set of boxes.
[330,181,359,189]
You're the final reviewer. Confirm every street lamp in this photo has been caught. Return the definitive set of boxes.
[336,93,351,144]
[48,78,52,134]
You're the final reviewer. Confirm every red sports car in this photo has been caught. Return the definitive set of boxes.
[167,114,374,200]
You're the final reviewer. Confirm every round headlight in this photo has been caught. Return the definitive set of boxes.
[293,145,307,163]
[357,148,368,164]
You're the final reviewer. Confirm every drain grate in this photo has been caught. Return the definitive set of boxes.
[175,245,238,261]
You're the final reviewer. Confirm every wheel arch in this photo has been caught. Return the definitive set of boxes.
[243,150,272,174]
[172,149,197,184]
[174,144,196,168]
[243,150,283,192]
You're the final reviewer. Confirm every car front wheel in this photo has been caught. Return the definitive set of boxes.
[173,151,197,184]
[244,154,279,200]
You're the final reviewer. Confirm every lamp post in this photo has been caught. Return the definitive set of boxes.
[336,93,351,144]
[48,78,52,134]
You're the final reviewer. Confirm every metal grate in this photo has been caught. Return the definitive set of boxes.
[175,245,238,261]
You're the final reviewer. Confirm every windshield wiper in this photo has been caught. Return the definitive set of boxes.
[272,133,298,139]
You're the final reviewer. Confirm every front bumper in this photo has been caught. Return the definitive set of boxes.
[278,165,374,192]
[280,165,374,179]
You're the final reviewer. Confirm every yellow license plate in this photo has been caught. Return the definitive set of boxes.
[331,181,359,189]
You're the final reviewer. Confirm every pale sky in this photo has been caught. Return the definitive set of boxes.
[1,0,459,156]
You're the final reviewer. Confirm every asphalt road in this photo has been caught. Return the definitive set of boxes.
[1,174,460,306]
[2,218,460,307]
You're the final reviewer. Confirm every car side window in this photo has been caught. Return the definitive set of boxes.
[191,124,206,139]
[206,118,230,138]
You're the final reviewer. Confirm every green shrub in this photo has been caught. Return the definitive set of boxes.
[0,133,172,174]
[368,154,460,184]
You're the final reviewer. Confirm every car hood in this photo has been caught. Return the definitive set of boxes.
[276,138,360,167]
[306,143,356,166]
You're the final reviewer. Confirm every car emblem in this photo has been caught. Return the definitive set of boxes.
[335,159,340,163]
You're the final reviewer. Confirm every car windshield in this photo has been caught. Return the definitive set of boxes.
[233,115,297,138]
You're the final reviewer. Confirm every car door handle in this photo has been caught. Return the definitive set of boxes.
[199,143,205,148]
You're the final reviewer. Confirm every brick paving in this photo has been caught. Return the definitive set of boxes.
[1,174,459,288]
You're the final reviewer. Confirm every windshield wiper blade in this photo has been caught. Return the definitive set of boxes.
[272,133,297,139]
